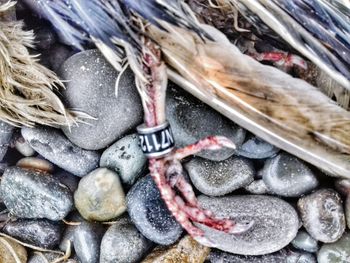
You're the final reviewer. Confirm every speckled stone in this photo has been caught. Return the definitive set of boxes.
[127,175,183,245]
[0,121,14,161]
[21,126,100,177]
[185,156,254,196]
[60,215,104,263]
[3,219,62,249]
[208,249,316,263]
[262,153,318,197]
[28,253,63,263]
[291,230,318,253]
[74,168,126,221]
[100,134,147,185]
[0,237,27,263]
[142,236,209,263]
[60,50,143,150]
[197,195,299,255]
[298,189,345,243]
[318,232,350,263]
[1,167,73,220]
[237,136,279,159]
[244,179,269,195]
[100,217,152,263]
[166,83,245,161]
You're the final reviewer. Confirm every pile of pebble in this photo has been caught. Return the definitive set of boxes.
[1,2,350,263]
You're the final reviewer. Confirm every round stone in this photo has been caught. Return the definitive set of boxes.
[244,179,269,195]
[1,167,73,220]
[237,136,279,159]
[262,153,319,197]
[60,49,143,150]
[74,168,126,221]
[127,175,183,245]
[14,136,35,157]
[100,134,147,185]
[298,189,345,243]
[100,217,152,263]
[318,232,350,263]
[197,195,299,255]
[184,156,254,196]
[21,126,100,177]
[166,83,246,161]
[291,230,318,253]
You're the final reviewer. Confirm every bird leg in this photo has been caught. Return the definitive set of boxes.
[138,40,252,245]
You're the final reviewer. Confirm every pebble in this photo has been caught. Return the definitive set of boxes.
[0,121,14,161]
[43,44,75,72]
[291,230,318,253]
[60,215,104,263]
[335,179,350,196]
[14,136,35,157]
[184,156,254,196]
[208,249,316,263]
[34,25,56,50]
[100,134,147,185]
[28,253,62,263]
[166,83,245,161]
[346,196,350,229]
[197,195,299,255]
[244,179,269,195]
[16,157,54,173]
[100,217,152,263]
[127,175,183,245]
[21,126,100,177]
[2,219,62,249]
[1,167,73,220]
[262,153,318,197]
[237,136,279,159]
[54,170,80,193]
[60,50,143,150]
[142,236,209,263]
[74,168,126,221]
[298,189,345,243]
[318,232,350,263]
[0,237,27,263]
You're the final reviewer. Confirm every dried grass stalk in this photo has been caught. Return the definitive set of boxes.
[0,1,85,127]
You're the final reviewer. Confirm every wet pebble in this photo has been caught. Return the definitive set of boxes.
[21,126,100,177]
[262,153,318,197]
[1,167,73,220]
[166,83,245,161]
[60,215,104,263]
[237,136,279,159]
[318,232,350,263]
[127,175,183,245]
[244,179,269,195]
[100,134,147,185]
[100,217,152,263]
[298,189,345,243]
[60,50,143,150]
[197,195,299,255]
[2,219,62,249]
[291,230,318,253]
[74,168,126,221]
[185,156,254,196]
[0,237,27,263]
[142,236,209,263]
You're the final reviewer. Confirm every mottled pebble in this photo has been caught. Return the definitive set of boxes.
[197,195,299,255]
[100,134,147,185]
[21,126,100,177]
[185,156,254,196]
[244,179,269,195]
[237,136,279,159]
[298,189,345,243]
[16,157,54,173]
[318,232,350,263]
[335,179,350,196]
[74,168,126,221]
[291,230,318,253]
[262,153,318,197]
[28,253,62,263]
[1,167,73,220]
[142,236,209,263]
[15,136,35,157]
[166,83,245,161]
[3,219,62,248]
[0,237,27,263]
[127,175,183,245]
[60,50,143,150]
[100,217,152,263]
